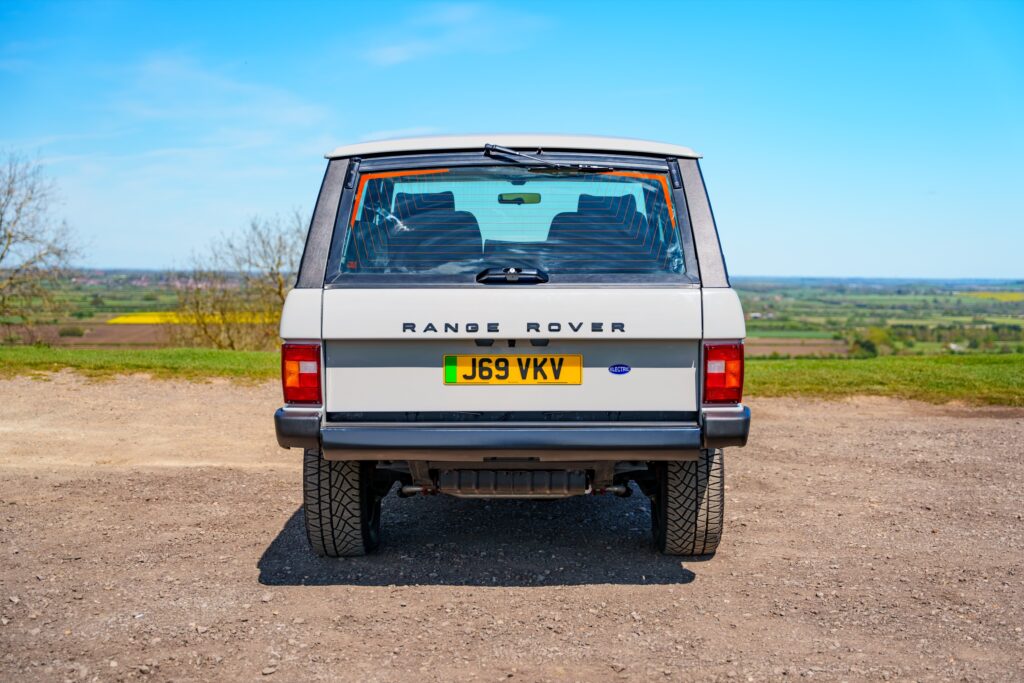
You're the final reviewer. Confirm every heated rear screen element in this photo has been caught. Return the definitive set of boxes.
[326,165,691,283]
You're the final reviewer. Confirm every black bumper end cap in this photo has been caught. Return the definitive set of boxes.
[702,405,751,448]
[274,408,320,449]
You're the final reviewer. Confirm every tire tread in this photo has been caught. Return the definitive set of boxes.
[303,450,367,557]
[658,449,724,556]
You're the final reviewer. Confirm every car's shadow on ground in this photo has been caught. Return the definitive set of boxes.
[258,485,697,587]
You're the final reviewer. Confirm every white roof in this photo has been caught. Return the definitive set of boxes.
[327,134,700,160]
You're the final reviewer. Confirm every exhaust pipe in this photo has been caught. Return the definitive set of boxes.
[592,485,630,496]
[399,485,437,497]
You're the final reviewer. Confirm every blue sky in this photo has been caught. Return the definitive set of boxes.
[2,0,1022,277]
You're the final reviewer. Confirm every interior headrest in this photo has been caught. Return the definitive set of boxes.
[393,191,456,221]
[577,194,637,217]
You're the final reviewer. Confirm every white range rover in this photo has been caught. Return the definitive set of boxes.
[274,135,750,557]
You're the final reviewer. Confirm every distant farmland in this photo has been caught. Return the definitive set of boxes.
[744,337,848,357]
[9,271,1023,357]
[735,277,1024,357]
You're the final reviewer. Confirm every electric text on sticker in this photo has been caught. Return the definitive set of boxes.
[461,357,565,381]
[402,322,625,333]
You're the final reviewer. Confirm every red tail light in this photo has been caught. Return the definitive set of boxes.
[282,343,321,404]
[704,342,744,404]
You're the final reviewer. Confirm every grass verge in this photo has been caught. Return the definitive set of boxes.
[746,353,1024,406]
[0,346,277,382]
[1,347,1021,406]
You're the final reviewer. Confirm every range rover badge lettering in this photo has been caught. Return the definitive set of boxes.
[401,323,497,333]
[402,322,626,333]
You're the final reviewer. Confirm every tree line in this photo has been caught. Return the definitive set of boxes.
[1,152,302,351]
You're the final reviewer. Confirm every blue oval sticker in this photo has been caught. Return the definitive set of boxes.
[608,364,631,375]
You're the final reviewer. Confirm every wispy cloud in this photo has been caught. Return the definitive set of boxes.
[0,58,30,73]
[113,55,326,128]
[0,38,52,73]
[72,54,335,171]
[7,52,339,268]
[364,2,549,66]
[358,126,441,141]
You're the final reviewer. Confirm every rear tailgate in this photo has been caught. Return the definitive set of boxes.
[322,288,701,418]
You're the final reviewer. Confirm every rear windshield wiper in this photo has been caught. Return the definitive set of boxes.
[476,267,549,285]
[483,143,615,173]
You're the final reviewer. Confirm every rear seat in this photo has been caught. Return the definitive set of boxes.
[484,194,663,271]
[388,191,483,269]
[548,194,653,247]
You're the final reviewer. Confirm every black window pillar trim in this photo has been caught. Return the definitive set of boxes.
[678,158,730,288]
[668,164,701,285]
[323,175,359,286]
[295,158,348,289]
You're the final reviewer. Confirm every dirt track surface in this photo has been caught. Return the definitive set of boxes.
[1,373,1023,682]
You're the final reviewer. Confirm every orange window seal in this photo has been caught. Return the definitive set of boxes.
[350,168,450,226]
[607,171,676,226]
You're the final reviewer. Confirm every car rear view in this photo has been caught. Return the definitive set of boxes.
[274,135,749,557]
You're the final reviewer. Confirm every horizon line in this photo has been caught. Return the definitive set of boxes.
[66,268,1024,284]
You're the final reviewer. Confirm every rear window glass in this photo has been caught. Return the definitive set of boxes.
[325,165,692,283]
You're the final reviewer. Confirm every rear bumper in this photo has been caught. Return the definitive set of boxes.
[276,405,750,454]
[322,424,704,451]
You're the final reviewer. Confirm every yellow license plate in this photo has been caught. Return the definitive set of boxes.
[443,354,582,385]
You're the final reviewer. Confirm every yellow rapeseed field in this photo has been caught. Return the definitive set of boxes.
[962,291,1024,302]
[107,312,276,324]
[107,312,180,324]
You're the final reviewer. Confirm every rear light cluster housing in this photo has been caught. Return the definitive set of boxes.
[282,343,322,405]
[703,342,744,404]
[282,341,741,406]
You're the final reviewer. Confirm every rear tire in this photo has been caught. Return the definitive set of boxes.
[652,449,724,556]
[303,450,382,557]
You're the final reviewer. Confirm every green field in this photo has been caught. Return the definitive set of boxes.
[747,353,1024,406]
[2,347,1021,407]
[55,271,179,320]
[0,346,277,381]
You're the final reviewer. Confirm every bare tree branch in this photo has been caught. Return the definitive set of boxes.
[171,212,306,351]
[0,152,77,340]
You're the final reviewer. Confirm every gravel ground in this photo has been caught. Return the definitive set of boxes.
[1,373,1023,681]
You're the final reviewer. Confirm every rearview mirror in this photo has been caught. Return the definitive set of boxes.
[498,192,541,205]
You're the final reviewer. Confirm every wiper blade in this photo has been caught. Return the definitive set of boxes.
[483,143,614,173]
[476,266,549,285]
